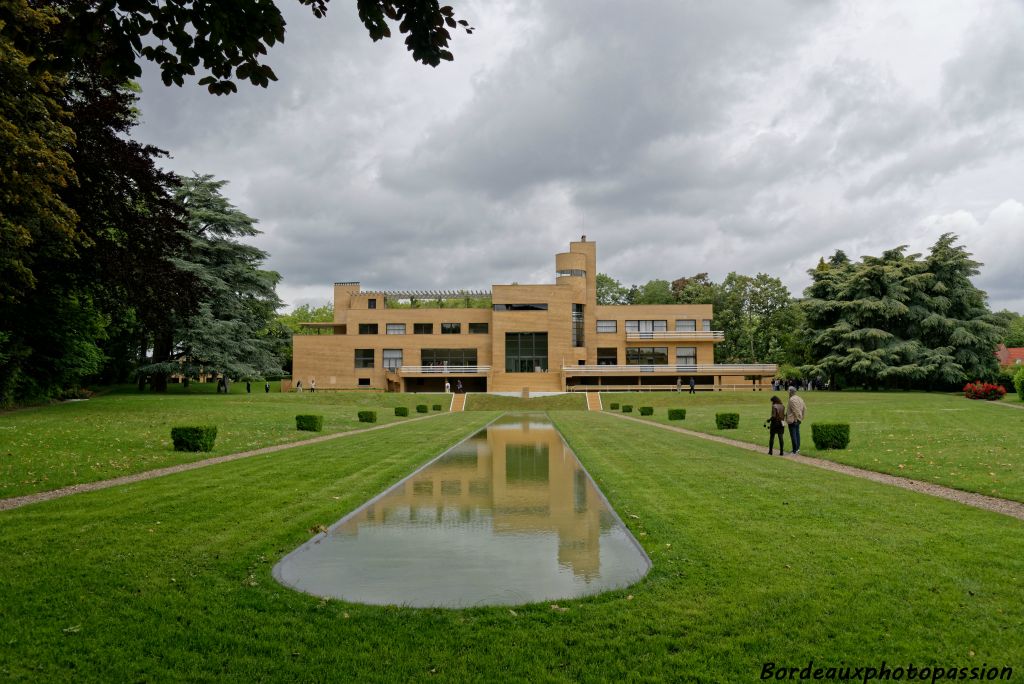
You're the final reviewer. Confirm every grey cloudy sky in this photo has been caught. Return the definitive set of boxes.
[135,0,1024,313]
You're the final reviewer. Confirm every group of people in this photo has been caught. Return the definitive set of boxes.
[766,387,806,455]
[444,379,463,393]
[771,377,827,392]
[675,376,697,394]
[294,378,316,393]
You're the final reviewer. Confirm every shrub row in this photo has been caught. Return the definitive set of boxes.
[963,381,1006,401]
[811,423,850,450]
[171,426,218,452]
[715,413,739,430]
[295,414,323,432]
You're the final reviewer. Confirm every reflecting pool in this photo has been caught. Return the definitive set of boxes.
[273,414,651,607]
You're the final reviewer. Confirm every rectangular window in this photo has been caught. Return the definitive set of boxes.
[383,349,403,370]
[367,298,377,309]
[675,319,696,332]
[625,320,668,334]
[358,378,371,386]
[468,322,489,334]
[358,323,378,335]
[441,323,461,334]
[596,320,617,333]
[386,323,406,335]
[572,304,584,348]
[422,349,478,366]
[676,346,697,365]
[505,332,548,372]
[597,348,618,365]
[626,347,668,365]
[413,323,433,334]
[355,349,374,368]
[493,303,548,311]
[702,319,712,331]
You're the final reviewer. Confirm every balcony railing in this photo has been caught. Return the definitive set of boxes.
[624,330,725,341]
[563,364,778,375]
[398,365,491,375]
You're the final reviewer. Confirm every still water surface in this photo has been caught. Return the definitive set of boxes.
[273,414,650,607]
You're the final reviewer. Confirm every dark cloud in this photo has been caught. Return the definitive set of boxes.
[134,0,1024,314]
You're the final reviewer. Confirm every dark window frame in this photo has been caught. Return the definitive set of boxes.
[413,323,433,334]
[441,323,462,334]
[468,322,489,334]
[355,349,375,368]
[358,323,378,335]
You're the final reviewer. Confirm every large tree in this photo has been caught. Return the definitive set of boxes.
[802,235,1002,389]
[140,175,283,388]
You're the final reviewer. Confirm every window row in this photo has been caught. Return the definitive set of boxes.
[357,322,488,335]
[596,319,713,333]
[354,348,479,369]
[596,347,698,365]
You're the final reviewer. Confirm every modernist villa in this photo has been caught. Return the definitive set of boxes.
[291,238,776,393]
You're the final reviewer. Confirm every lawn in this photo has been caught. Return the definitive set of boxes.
[1,412,1021,682]
[0,386,450,498]
[602,390,1024,503]
[464,393,586,411]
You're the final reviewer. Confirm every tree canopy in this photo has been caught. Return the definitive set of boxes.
[30,0,471,95]
[802,234,1004,389]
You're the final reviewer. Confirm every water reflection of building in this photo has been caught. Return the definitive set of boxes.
[335,419,610,580]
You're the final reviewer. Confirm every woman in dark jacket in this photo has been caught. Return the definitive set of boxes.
[768,396,786,455]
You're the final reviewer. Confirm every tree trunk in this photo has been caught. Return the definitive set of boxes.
[151,331,173,393]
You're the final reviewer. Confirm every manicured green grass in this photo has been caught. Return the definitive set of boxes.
[1,412,1021,682]
[0,387,449,498]
[604,391,1024,503]
[465,393,586,411]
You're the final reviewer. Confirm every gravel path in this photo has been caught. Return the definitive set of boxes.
[610,413,1024,522]
[0,413,444,512]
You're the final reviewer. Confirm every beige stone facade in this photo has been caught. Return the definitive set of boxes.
[292,239,776,392]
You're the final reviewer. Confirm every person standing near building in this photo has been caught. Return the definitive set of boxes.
[786,386,806,454]
[296,380,302,393]
[767,396,786,455]
[444,380,451,393]
[676,377,682,392]
[246,380,251,394]
[310,378,316,393]
[265,381,270,393]
[688,376,696,394]
[456,379,463,393]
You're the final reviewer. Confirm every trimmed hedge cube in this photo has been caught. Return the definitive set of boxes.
[715,412,740,429]
[609,402,620,411]
[416,404,429,413]
[622,405,633,413]
[668,408,686,421]
[171,426,217,452]
[432,404,443,411]
[295,414,323,432]
[639,406,654,416]
[811,423,851,450]
[394,406,409,417]
[357,410,377,423]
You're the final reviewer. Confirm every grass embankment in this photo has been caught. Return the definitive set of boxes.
[465,393,586,411]
[604,391,1024,503]
[0,387,449,498]
[1,412,1021,681]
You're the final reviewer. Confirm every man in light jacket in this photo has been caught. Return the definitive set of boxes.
[786,386,806,454]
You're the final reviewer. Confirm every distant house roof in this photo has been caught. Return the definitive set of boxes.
[996,343,1024,366]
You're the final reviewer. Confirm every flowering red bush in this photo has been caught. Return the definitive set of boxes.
[963,381,1006,401]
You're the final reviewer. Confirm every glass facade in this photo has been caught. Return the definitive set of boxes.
[386,323,406,335]
[675,319,696,332]
[596,320,617,333]
[702,319,712,331]
[626,347,668,365]
[676,347,697,365]
[469,322,489,334]
[625,320,667,333]
[358,323,378,335]
[597,348,617,365]
[493,303,548,311]
[441,323,461,334]
[383,349,403,370]
[422,349,478,366]
[572,304,584,347]
[555,269,586,278]
[505,332,548,372]
[355,349,375,368]
[414,323,433,334]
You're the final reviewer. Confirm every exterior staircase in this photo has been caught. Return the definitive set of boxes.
[450,393,467,412]
[585,392,602,411]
